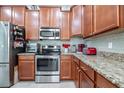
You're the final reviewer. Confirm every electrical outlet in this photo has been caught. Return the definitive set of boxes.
[108,42,112,49]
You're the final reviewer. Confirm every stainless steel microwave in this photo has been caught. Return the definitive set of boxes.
[39,27,60,40]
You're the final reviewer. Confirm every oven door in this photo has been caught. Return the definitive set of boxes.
[35,55,60,75]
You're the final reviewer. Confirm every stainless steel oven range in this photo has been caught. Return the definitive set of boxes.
[35,45,61,83]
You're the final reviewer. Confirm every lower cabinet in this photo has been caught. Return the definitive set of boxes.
[75,64,80,88]
[60,55,72,80]
[18,55,35,80]
[80,70,94,88]
[96,73,117,88]
[71,59,76,80]
[61,55,118,88]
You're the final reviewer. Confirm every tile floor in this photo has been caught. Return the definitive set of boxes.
[11,81,75,88]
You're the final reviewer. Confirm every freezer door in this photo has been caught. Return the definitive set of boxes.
[0,21,9,63]
[0,64,10,87]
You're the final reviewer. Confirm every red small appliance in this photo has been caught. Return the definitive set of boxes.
[62,44,70,53]
[77,44,85,52]
[83,47,97,55]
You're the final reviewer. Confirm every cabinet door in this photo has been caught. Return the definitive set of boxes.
[80,70,94,88]
[60,12,70,40]
[40,8,50,27]
[12,6,25,26]
[25,10,39,40]
[83,5,93,38]
[72,60,76,80]
[19,61,34,80]
[93,5,119,34]
[50,8,60,27]
[75,64,80,88]
[71,6,82,36]
[0,6,12,22]
[96,73,117,88]
[60,60,71,80]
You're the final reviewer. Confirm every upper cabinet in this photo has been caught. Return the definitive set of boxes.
[40,7,61,28]
[50,8,61,27]
[83,5,93,38]
[0,6,25,26]
[12,6,25,26]
[93,5,120,34]
[0,6,12,22]
[71,6,82,36]
[83,5,124,38]
[60,12,70,40]
[40,8,50,27]
[25,10,39,40]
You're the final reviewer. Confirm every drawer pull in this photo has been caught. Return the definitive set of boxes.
[81,67,87,71]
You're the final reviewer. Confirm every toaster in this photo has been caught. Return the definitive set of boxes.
[83,47,97,55]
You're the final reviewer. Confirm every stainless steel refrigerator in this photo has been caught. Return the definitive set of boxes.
[0,21,14,87]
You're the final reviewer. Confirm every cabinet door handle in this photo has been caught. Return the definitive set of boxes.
[81,67,87,71]
[77,67,79,70]
[78,69,81,72]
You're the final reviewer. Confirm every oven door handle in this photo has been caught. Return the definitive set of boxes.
[35,55,60,59]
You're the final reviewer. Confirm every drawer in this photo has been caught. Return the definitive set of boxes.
[73,56,80,65]
[96,73,117,88]
[61,55,72,60]
[80,61,94,81]
[19,55,35,61]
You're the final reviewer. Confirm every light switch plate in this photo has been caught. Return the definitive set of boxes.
[108,42,112,49]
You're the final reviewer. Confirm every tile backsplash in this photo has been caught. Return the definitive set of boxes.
[85,28,124,54]
[28,28,124,54]
[28,36,84,52]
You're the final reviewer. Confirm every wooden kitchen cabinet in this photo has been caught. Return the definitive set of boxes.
[96,73,117,88]
[50,8,60,27]
[60,55,72,80]
[80,61,95,81]
[93,5,120,34]
[72,56,80,88]
[83,5,124,38]
[80,70,94,88]
[25,10,39,40]
[40,7,60,27]
[12,6,25,26]
[60,12,70,40]
[40,7,50,27]
[80,61,94,88]
[0,6,12,22]
[83,5,93,38]
[18,55,35,80]
[75,64,80,88]
[71,6,82,36]
[71,57,76,80]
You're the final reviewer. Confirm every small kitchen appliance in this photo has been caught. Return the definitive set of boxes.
[26,42,39,53]
[62,44,70,53]
[83,47,97,55]
[39,27,60,40]
[77,44,85,52]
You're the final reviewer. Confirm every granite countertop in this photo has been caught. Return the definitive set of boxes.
[17,53,35,56]
[62,53,124,88]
